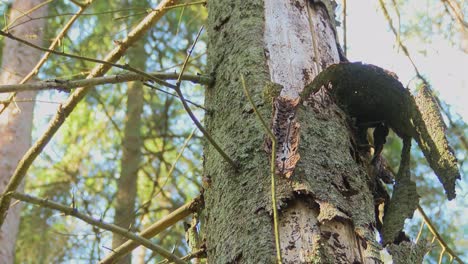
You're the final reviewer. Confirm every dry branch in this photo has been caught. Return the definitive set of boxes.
[0,0,182,227]
[0,0,95,114]
[2,0,54,31]
[0,72,212,93]
[6,192,186,264]
[0,30,175,88]
[157,249,206,264]
[99,196,203,264]
[416,205,464,263]
[173,26,238,169]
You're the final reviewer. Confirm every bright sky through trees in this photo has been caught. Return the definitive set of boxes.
[3,0,463,262]
[344,0,467,121]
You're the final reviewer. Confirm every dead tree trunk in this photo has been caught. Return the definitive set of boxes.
[204,0,381,263]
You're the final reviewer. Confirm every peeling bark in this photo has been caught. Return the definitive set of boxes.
[205,0,382,263]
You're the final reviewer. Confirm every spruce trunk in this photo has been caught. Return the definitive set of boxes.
[204,0,381,263]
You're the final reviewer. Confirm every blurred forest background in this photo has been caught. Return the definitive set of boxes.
[0,0,466,263]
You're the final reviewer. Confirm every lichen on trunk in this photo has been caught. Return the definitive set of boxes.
[204,0,383,263]
[301,62,460,250]
[204,0,276,262]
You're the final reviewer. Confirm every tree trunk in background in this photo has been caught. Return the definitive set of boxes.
[111,41,145,264]
[0,1,47,263]
[204,0,381,263]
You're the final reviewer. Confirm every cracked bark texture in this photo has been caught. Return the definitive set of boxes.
[0,1,47,263]
[204,0,381,263]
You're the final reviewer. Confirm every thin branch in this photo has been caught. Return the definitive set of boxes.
[441,0,468,28]
[138,128,197,218]
[241,75,282,263]
[21,1,93,84]
[173,26,238,170]
[379,0,468,153]
[441,106,468,151]
[0,0,182,228]
[114,1,206,21]
[415,220,425,243]
[143,82,206,110]
[157,248,206,264]
[6,8,150,30]
[390,0,401,52]
[160,52,205,71]
[417,205,464,264]
[5,192,186,264]
[8,1,205,31]
[378,0,421,76]
[439,246,447,264]
[89,91,122,135]
[0,99,61,104]
[154,1,206,11]
[99,196,203,264]
[2,0,54,31]
[69,0,89,8]
[0,72,213,93]
[0,30,175,89]
[0,0,95,115]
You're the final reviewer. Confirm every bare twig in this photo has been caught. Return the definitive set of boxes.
[379,3,465,260]
[69,0,88,8]
[2,0,54,31]
[173,26,238,170]
[0,72,212,93]
[143,82,206,110]
[240,75,282,263]
[138,128,197,219]
[441,0,468,28]
[20,1,93,84]
[99,196,203,264]
[5,192,186,264]
[390,0,401,51]
[379,0,468,152]
[6,8,150,30]
[0,0,182,228]
[0,30,175,89]
[114,1,206,21]
[89,91,122,135]
[440,107,468,151]
[416,205,464,264]
[157,248,206,264]
[378,0,420,76]
[155,1,206,11]
[0,0,95,114]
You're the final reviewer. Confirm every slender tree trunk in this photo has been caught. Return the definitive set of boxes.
[204,0,381,263]
[111,41,145,264]
[0,1,47,263]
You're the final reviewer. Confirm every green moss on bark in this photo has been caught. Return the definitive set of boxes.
[204,1,277,262]
[413,85,459,199]
[382,137,419,244]
[387,241,430,264]
[302,63,460,200]
[293,100,375,229]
